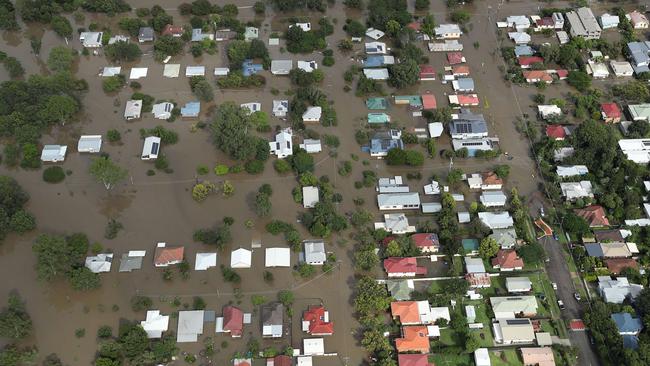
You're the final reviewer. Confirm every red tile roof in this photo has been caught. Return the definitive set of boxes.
[601,103,622,119]
[398,354,434,366]
[456,94,479,105]
[396,326,430,353]
[545,125,566,139]
[524,70,553,82]
[407,22,421,31]
[153,246,184,266]
[517,56,544,66]
[556,69,568,79]
[447,52,464,65]
[452,65,470,75]
[575,205,610,227]
[536,17,555,27]
[270,355,292,366]
[419,65,436,79]
[384,257,426,275]
[303,305,334,335]
[604,258,638,274]
[422,94,437,110]
[491,249,524,269]
[162,24,184,36]
[391,301,421,324]
[465,272,492,286]
[570,319,586,331]
[411,233,440,249]
[223,306,244,336]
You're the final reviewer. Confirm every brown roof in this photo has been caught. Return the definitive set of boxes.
[594,229,624,243]
[153,245,184,265]
[465,272,492,286]
[482,171,503,185]
[520,347,555,366]
[491,249,524,269]
[574,205,610,227]
[395,326,430,353]
[271,355,292,366]
[162,24,184,36]
[604,258,639,274]
[391,301,420,324]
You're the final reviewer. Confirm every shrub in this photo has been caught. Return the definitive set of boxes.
[107,129,121,143]
[43,166,65,183]
[196,165,209,175]
[97,326,112,338]
[130,295,153,312]
[214,164,229,175]
[245,160,264,174]
[274,159,292,173]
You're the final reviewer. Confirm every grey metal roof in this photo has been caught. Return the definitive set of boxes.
[304,240,326,264]
[450,119,487,135]
[377,192,421,207]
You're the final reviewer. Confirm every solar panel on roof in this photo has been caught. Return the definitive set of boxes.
[151,142,160,155]
[506,319,530,325]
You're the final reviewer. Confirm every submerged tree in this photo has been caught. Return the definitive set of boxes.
[89,157,128,190]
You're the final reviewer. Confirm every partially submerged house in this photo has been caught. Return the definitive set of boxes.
[265,247,291,268]
[377,192,421,210]
[365,41,387,54]
[177,310,205,342]
[41,145,67,163]
[194,252,217,271]
[375,213,416,234]
[269,128,293,159]
[85,253,113,273]
[410,233,440,253]
[302,306,333,336]
[221,306,244,337]
[262,303,284,338]
[271,60,293,75]
[141,136,161,160]
[272,100,289,117]
[179,101,199,117]
[384,257,426,277]
[302,106,322,123]
[124,99,143,120]
[141,310,169,338]
[138,27,154,42]
[302,186,319,208]
[304,240,326,265]
[119,250,146,272]
[153,243,184,267]
[77,135,102,153]
[152,102,174,120]
[79,32,103,48]
[478,212,514,229]
[230,248,252,269]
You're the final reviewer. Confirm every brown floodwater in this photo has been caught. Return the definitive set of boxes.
[0,0,595,365]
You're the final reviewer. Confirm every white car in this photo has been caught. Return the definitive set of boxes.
[552,283,558,290]
[558,300,565,310]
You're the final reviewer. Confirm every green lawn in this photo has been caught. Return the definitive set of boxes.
[490,349,524,366]
[470,327,494,347]
[439,328,459,346]
[430,353,473,366]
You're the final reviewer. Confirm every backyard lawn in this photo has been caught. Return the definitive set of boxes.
[430,353,473,366]
[490,349,524,366]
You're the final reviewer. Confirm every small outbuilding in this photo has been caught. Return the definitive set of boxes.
[77,135,102,153]
[41,145,67,162]
[302,186,319,208]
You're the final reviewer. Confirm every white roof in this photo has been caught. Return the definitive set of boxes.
[41,145,67,162]
[303,338,325,355]
[430,306,451,322]
[475,348,491,366]
[619,139,650,163]
[506,277,532,292]
[141,136,161,160]
[365,28,385,40]
[304,240,326,264]
[537,104,562,118]
[141,310,169,339]
[297,357,313,366]
[377,213,416,234]
[480,191,507,206]
[124,99,142,119]
[129,67,148,79]
[185,66,206,76]
[428,122,444,137]
[108,35,129,44]
[302,106,322,121]
[77,135,102,153]
[508,32,531,44]
[195,252,217,271]
[610,60,633,75]
[292,22,311,31]
[556,165,589,177]
[152,102,174,119]
[230,248,252,268]
[299,139,321,153]
[177,310,205,343]
[587,61,609,77]
[271,59,293,75]
[269,38,280,46]
[241,102,261,114]
[435,24,462,35]
[214,67,230,76]
[465,257,486,273]
[273,100,289,113]
[101,66,121,77]
[424,180,440,195]
[363,68,389,80]
[163,64,180,78]
[458,212,471,223]
[265,247,291,267]
[80,31,103,47]
[85,253,113,273]
[270,128,293,158]
[297,60,318,73]
[560,181,594,200]
[377,192,421,208]
[302,186,319,208]
[478,211,514,229]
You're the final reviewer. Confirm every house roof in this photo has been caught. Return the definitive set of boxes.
[265,247,291,267]
[177,310,205,342]
[163,64,180,78]
[601,103,622,118]
[594,229,624,243]
[270,355,292,366]
[194,252,217,271]
[302,106,322,121]
[387,280,414,300]
[465,272,491,286]
[546,125,566,139]
[482,171,503,186]
[78,135,102,153]
[518,56,544,66]
[384,257,426,275]
[490,228,517,247]
[422,94,437,110]
[231,248,252,268]
[261,303,284,337]
[465,257,486,273]
[419,65,436,76]
[391,301,421,324]
[368,113,390,123]
[303,306,333,335]
[85,253,113,273]
[585,242,631,258]
[514,45,534,57]
[452,65,470,75]
[396,326,430,353]
[181,101,200,117]
[411,233,440,249]
[523,70,552,82]
[304,240,326,264]
[141,310,169,338]
[398,354,432,366]
[520,347,555,366]
[154,244,184,266]
[491,249,524,269]
[478,212,514,229]
[162,24,184,36]
[604,258,638,274]
[612,312,642,333]
[505,277,532,292]
[574,205,610,227]
[447,52,465,64]
[490,296,538,316]
[223,306,244,336]
[271,59,293,74]
[452,78,475,91]
[366,97,388,110]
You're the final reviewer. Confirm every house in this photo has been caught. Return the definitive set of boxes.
[560,181,594,200]
[222,306,244,337]
[234,359,252,366]
[230,248,252,268]
[463,239,480,256]
[163,64,180,78]
[244,27,258,41]
[77,135,102,153]
[521,347,555,366]
[375,213,416,234]
[391,301,437,325]
[508,32,531,44]
[107,35,129,44]
[370,130,403,157]
[619,138,650,163]
[451,137,494,155]
[304,240,326,265]
[100,66,121,77]
[587,61,609,78]
[628,104,650,121]
[452,78,475,92]
[302,186,319,208]
[458,212,471,223]
[514,45,534,57]
[395,326,430,353]
[423,179,440,195]
[448,94,479,106]
[303,338,325,356]
[506,15,531,31]
[302,106,322,122]
[124,99,142,120]
[79,32,103,48]
[269,128,293,159]
[185,66,205,77]
[447,52,466,65]
[419,65,436,80]
[465,256,486,273]
[193,28,215,42]
[627,41,650,73]
[297,60,318,73]
[194,252,217,271]
[398,354,433,366]
[242,59,263,76]
[85,253,113,273]
[556,165,589,178]
[524,70,552,83]
[265,248,291,268]
[421,94,437,110]
[303,306,333,335]
[482,171,503,190]
[604,258,639,274]
[554,147,575,161]
[394,95,423,107]
[262,303,284,338]
[214,67,229,76]
[368,113,391,124]
[612,312,642,339]
[466,272,491,288]
[574,205,610,227]
[214,29,236,41]
[141,136,161,160]
[480,191,507,207]
[538,105,562,120]
[363,68,389,80]
[153,243,183,267]
[598,276,643,303]
[162,24,184,37]
[490,296,538,319]
[490,228,518,249]
[367,97,388,110]
[365,28,385,40]
[241,102,261,115]
[377,192,421,210]
[584,242,632,258]
[506,277,532,293]
[138,27,154,42]
[610,60,634,77]
[177,310,205,342]
[478,212,514,229]
[534,16,555,31]
[384,257,426,277]
[387,280,414,301]
[291,22,311,32]
[365,41,387,54]
[628,11,649,29]
[474,348,491,366]
[493,318,535,344]
[518,56,544,68]
[435,24,462,39]
[600,13,620,29]
[152,102,174,120]
[272,100,289,117]
[410,233,440,253]
[267,355,292,366]
[566,7,601,40]
[492,249,524,271]
[299,139,321,153]
[180,102,200,118]
[556,30,570,44]
[449,116,488,139]
[141,310,169,338]
[545,125,568,140]
[271,60,293,75]
[119,251,146,272]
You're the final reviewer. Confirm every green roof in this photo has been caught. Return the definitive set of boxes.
[366,98,388,110]
[462,238,479,251]
[386,280,413,300]
[394,95,422,107]
[368,113,390,124]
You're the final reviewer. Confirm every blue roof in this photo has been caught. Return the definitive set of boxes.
[363,55,385,67]
[514,45,534,57]
[370,138,403,155]
[623,335,639,349]
[242,59,263,77]
[181,101,200,117]
[584,243,604,257]
[612,313,642,334]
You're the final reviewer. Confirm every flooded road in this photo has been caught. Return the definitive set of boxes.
[0,1,578,365]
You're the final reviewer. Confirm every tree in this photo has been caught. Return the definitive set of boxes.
[344,0,363,8]
[130,295,153,312]
[450,10,470,24]
[354,250,378,270]
[9,210,35,234]
[290,150,314,174]
[388,58,419,88]
[255,192,271,217]
[69,267,101,291]
[0,293,32,339]
[494,165,510,179]
[277,290,294,306]
[0,1,18,31]
[189,76,213,102]
[89,157,128,190]
[344,19,366,37]
[421,15,435,37]
[566,70,591,92]
[479,237,499,259]
[154,35,184,58]
[41,95,79,125]
[354,276,390,316]
[47,46,75,73]
[3,57,23,78]
[385,19,401,36]
[105,41,142,62]
[447,168,463,185]
[211,103,258,160]
[415,0,429,10]
[51,15,72,38]
[103,75,126,92]
[386,148,406,165]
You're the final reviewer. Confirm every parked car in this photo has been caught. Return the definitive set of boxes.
[558,300,565,310]
[574,292,581,301]
[552,282,558,290]
[540,207,545,217]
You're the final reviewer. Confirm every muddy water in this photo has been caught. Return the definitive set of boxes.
[0,1,575,365]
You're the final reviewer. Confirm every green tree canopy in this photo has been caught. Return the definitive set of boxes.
[89,157,128,190]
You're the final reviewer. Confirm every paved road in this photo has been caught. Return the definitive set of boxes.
[540,236,600,366]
